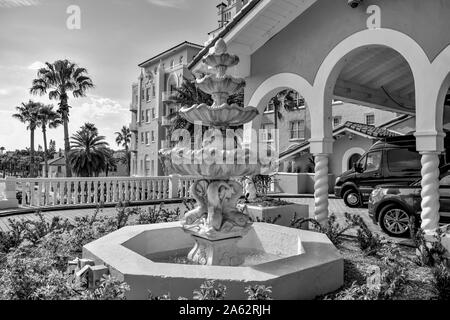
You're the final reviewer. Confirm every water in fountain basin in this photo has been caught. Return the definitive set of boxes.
[147,248,287,267]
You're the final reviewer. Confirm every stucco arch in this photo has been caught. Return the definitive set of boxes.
[341,147,365,173]
[311,28,430,150]
[245,73,314,132]
[167,72,179,90]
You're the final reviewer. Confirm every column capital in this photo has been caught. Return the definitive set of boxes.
[309,138,334,155]
[414,131,445,153]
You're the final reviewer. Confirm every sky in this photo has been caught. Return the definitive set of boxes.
[0,0,217,151]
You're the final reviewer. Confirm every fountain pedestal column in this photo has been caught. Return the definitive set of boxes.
[187,235,245,266]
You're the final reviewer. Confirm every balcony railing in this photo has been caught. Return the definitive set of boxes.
[130,122,138,132]
[161,116,172,126]
[162,91,177,101]
[129,103,137,112]
[160,140,172,149]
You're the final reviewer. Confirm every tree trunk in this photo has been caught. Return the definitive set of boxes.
[30,128,35,178]
[62,109,72,177]
[42,126,49,178]
[125,145,130,176]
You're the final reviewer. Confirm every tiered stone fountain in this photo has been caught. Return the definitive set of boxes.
[83,39,344,300]
[162,39,266,266]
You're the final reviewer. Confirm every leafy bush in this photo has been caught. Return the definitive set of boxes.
[432,262,450,300]
[135,204,181,225]
[79,275,130,300]
[245,285,273,300]
[193,280,227,300]
[291,213,353,246]
[410,221,448,267]
[345,213,383,256]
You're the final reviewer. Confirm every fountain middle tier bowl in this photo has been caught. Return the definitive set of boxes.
[180,103,258,127]
[159,148,273,179]
[196,75,245,95]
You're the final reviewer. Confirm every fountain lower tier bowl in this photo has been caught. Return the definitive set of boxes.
[83,222,344,300]
[159,148,273,178]
[179,103,258,127]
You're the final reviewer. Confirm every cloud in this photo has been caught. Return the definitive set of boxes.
[0,0,40,8]
[79,95,128,118]
[27,61,45,70]
[146,0,186,8]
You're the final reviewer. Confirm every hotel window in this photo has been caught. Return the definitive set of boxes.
[152,85,156,97]
[265,100,275,113]
[290,120,305,140]
[146,88,151,101]
[141,89,145,101]
[333,116,342,127]
[152,108,156,119]
[291,92,305,108]
[366,114,375,126]
[179,56,183,64]
[145,110,150,123]
[141,132,144,144]
[141,110,145,122]
[145,132,149,145]
[144,156,150,176]
[151,160,155,176]
[261,124,274,142]
[151,130,155,142]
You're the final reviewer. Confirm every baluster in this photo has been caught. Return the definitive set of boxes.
[66,181,72,205]
[80,181,86,204]
[137,180,142,201]
[106,181,111,203]
[44,181,50,206]
[163,179,168,199]
[73,181,79,205]
[99,181,105,203]
[112,181,117,202]
[94,180,99,204]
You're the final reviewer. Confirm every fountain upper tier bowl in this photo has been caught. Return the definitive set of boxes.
[179,103,258,127]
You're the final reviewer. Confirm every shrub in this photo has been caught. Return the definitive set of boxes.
[410,221,448,267]
[245,285,273,300]
[345,213,383,256]
[16,212,72,245]
[0,245,74,300]
[291,213,353,246]
[432,262,450,300]
[193,280,227,300]
[135,204,181,225]
[79,275,130,300]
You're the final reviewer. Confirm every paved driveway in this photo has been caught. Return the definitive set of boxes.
[0,197,413,245]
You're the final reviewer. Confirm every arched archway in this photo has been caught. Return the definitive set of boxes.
[341,147,365,173]
[167,73,179,92]
[312,28,429,145]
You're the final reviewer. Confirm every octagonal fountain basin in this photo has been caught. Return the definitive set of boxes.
[83,222,343,300]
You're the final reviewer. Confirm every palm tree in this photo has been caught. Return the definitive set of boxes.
[30,59,94,177]
[80,122,98,135]
[68,125,109,177]
[115,126,132,176]
[12,101,40,177]
[37,105,62,178]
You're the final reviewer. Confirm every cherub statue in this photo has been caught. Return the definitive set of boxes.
[243,178,257,202]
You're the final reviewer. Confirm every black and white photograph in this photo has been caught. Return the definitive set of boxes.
[0,0,449,311]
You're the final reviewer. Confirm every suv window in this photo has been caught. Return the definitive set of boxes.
[387,149,421,172]
[363,151,382,173]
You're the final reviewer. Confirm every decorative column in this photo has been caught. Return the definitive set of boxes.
[314,154,330,224]
[310,138,333,225]
[419,152,441,234]
[415,131,445,235]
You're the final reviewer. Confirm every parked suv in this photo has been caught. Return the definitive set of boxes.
[368,164,450,237]
[335,135,448,208]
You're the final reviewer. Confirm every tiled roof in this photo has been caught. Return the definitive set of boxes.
[338,121,399,138]
[279,121,399,159]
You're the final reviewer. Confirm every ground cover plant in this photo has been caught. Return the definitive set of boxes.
[0,203,449,300]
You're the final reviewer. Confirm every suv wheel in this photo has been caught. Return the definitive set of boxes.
[343,189,362,208]
[379,204,411,237]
